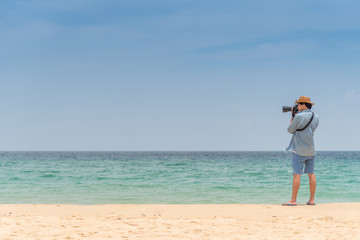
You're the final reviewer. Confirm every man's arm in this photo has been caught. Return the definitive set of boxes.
[288,115,298,134]
[289,116,294,124]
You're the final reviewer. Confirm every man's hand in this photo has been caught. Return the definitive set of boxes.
[291,108,296,118]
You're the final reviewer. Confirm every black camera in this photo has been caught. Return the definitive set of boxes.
[282,104,298,116]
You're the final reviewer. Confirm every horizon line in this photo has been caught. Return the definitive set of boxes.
[1,150,359,152]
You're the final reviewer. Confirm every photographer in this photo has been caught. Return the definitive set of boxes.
[283,96,319,206]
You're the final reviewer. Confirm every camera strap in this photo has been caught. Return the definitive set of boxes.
[296,112,315,132]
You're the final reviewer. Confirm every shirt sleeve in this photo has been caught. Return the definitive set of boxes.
[288,115,299,134]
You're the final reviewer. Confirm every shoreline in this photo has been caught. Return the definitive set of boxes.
[1,203,359,239]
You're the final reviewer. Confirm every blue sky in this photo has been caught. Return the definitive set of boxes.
[1,0,360,151]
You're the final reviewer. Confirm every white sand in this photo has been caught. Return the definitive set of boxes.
[0,203,359,239]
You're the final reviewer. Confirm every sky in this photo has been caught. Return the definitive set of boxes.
[1,0,360,151]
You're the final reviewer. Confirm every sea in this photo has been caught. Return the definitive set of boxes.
[0,151,359,204]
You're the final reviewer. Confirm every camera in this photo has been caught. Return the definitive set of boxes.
[282,104,298,115]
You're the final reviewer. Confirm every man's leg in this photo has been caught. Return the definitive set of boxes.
[305,157,316,204]
[308,173,316,204]
[284,153,303,205]
[291,174,301,204]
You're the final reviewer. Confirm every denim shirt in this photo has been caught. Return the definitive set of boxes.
[286,109,319,156]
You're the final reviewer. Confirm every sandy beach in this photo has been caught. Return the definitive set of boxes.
[0,203,359,240]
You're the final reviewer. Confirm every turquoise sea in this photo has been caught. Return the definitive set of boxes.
[0,151,359,204]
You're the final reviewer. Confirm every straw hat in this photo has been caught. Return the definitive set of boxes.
[296,96,315,105]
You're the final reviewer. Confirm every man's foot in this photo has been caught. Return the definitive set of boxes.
[306,201,316,205]
[282,201,297,206]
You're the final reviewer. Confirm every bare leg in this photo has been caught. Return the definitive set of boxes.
[308,173,316,204]
[291,174,301,203]
[290,174,301,204]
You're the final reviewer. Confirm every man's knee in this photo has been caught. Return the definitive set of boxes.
[308,173,316,179]
[293,174,301,179]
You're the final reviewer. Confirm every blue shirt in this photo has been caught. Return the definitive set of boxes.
[286,109,319,156]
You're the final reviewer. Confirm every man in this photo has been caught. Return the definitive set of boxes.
[283,96,319,206]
